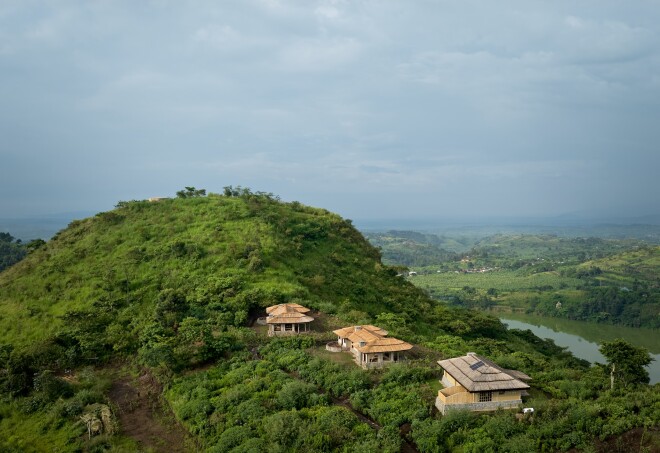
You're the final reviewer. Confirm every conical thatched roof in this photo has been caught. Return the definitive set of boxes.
[266,303,310,315]
[438,353,530,392]
[333,325,388,341]
[356,337,413,353]
[266,303,314,324]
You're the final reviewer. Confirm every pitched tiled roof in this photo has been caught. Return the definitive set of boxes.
[438,353,530,392]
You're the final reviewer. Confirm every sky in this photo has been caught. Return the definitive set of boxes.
[1,0,659,223]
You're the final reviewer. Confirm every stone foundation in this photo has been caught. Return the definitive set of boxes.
[325,342,343,353]
[435,397,522,415]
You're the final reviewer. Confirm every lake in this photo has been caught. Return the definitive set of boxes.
[497,313,660,385]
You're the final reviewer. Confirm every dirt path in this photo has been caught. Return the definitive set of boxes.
[108,373,189,452]
[330,396,418,452]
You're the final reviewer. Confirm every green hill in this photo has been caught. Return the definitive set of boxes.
[0,191,437,353]
[364,231,460,267]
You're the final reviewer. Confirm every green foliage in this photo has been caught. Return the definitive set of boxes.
[176,186,207,198]
[0,232,27,272]
[166,354,392,451]
[276,380,318,410]
[599,339,653,388]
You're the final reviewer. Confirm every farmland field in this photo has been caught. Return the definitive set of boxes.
[367,230,660,328]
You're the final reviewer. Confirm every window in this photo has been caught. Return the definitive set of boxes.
[499,391,506,395]
[478,392,492,402]
[383,352,391,361]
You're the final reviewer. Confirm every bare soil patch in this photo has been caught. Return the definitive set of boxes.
[108,372,189,452]
[593,427,659,453]
[568,427,659,453]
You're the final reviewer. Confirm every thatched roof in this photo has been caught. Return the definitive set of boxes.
[438,353,530,392]
[357,337,413,353]
[333,325,388,341]
[266,303,310,315]
[333,325,411,353]
[266,303,314,324]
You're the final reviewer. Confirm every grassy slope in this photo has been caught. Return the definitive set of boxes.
[579,246,660,285]
[0,194,429,349]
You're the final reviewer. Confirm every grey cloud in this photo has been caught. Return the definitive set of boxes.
[0,0,658,221]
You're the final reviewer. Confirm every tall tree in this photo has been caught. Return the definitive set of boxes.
[599,339,653,390]
[0,232,27,272]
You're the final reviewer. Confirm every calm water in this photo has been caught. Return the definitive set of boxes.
[498,313,660,385]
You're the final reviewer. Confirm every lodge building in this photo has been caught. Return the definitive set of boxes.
[435,352,531,414]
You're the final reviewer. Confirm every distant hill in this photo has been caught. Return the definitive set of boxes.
[0,211,95,241]
[364,230,461,267]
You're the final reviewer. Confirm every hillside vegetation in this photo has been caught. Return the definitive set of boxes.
[0,191,658,452]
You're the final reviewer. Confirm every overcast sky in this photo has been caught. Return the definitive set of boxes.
[1,1,659,222]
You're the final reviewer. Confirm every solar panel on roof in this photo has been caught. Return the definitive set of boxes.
[470,360,484,370]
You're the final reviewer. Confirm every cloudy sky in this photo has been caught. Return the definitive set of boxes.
[1,0,659,223]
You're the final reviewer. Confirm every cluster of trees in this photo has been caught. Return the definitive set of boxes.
[0,232,45,272]
[176,186,206,198]
[167,347,401,452]
[0,232,26,272]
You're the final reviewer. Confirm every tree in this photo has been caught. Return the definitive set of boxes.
[0,232,27,272]
[599,339,653,390]
[176,187,206,198]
